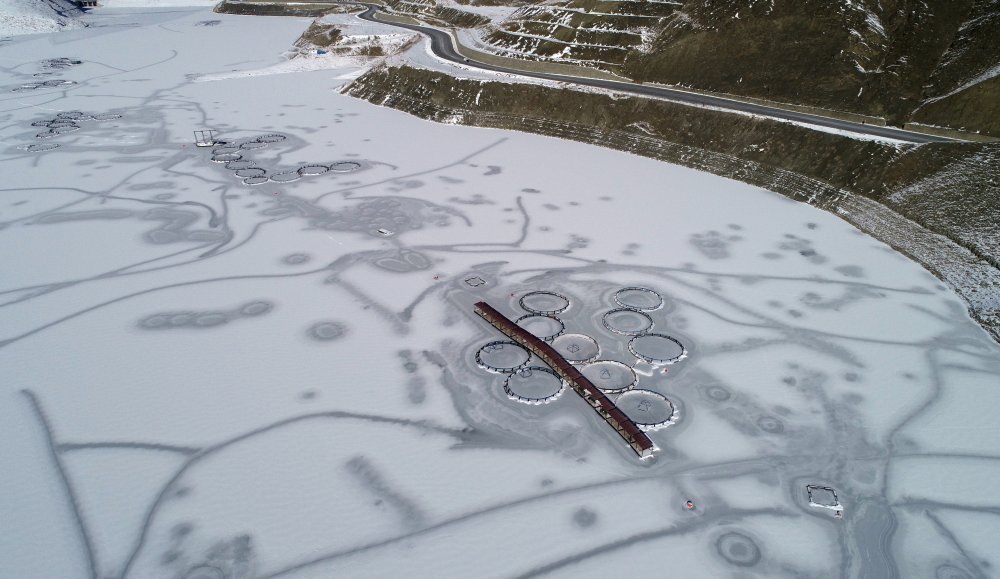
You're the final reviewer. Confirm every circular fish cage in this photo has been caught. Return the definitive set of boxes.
[581,360,637,393]
[25,143,61,152]
[256,133,286,143]
[602,308,654,336]
[613,286,664,311]
[298,164,329,176]
[235,167,266,178]
[551,333,600,364]
[212,145,241,155]
[514,314,565,341]
[503,367,566,404]
[224,159,255,171]
[269,171,301,183]
[628,333,687,365]
[519,290,570,315]
[330,161,362,173]
[211,152,242,163]
[616,389,675,430]
[476,341,531,374]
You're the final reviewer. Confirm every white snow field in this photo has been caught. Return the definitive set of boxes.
[1,6,999,579]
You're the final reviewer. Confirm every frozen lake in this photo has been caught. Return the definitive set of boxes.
[2,7,999,578]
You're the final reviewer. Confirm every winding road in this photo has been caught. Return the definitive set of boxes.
[356,4,954,144]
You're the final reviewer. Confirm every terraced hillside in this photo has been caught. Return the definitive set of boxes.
[383,0,490,27]
[482,0,675,70]
[464,0,999,135]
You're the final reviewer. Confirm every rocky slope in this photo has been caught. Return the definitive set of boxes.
[460,0,1000,136]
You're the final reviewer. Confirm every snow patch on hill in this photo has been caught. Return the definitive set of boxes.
[0,0,82,37]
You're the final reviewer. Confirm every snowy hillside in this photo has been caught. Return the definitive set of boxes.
[442,0,1000,136]
[0,0,82,37]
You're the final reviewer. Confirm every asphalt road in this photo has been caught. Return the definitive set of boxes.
[356,4,954,144]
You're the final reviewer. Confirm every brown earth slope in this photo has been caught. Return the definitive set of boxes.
[473,0,999,135]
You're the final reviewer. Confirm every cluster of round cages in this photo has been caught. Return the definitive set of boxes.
[516,292,604,365]
[604,286,687,366]
[209,134,362,185]
[475,341,568,405]
[41,58,82,70]
[13,79,76,92]
[209,134,287,163]
[602,287,663,336]
[31,111,120,139]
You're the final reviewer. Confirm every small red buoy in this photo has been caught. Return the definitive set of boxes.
[662,367,670,375]
[834,510,843,520]
[684,500,695,510]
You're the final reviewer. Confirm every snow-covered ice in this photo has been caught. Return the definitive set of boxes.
[1,5,999,579]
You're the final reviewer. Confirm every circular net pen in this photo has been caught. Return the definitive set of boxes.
[519,290,570,315]
[614,286,664,311]
[270,171,301,183]
[628,333,687,365]
[298,164,329,176]
[225,159,256,171]
[235,167,266,178]
[581,360,637,393]
[211,152,241,163]
[256,133,287,143]
[475,340,532,374]
[239,140,267,150]
[515,314,565,341]
[25,143,60,152]
[503,367,567,404]
[243,176,269,186]
[616,389,676,430]
[51,125,80,135]
[213,145,241,156]
[602,308,654,336]
[330,161,362,173]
